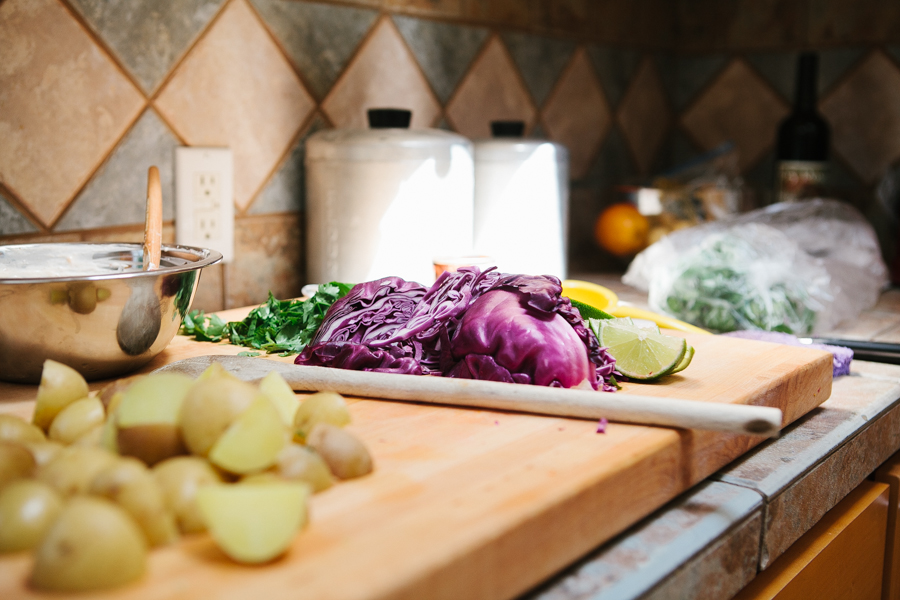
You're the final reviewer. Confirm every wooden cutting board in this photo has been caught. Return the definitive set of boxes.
[0,322,833,600]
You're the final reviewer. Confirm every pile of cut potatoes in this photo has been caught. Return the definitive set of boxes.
[0,359,373,592]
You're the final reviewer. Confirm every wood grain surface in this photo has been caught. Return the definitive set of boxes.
[0,314,834,600]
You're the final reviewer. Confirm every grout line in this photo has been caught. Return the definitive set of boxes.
[386,14,443,128]
[244,0,324,103]
[146,0,234,103]
[237,109,320,218]
[56,0,147,96]
[47,105,147,232]
[315,11,391,126]
[0,181,47,234]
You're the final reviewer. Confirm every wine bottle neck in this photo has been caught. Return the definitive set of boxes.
[795,53,818,112]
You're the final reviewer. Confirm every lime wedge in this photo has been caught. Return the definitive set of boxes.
[570,298,615,321]
[598,320,687,381]
[671,345,694,374]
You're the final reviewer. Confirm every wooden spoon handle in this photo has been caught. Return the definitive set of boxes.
[143,166,163,271]
[154,355,784,437]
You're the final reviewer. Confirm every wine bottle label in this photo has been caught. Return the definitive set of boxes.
[777,160,828,203]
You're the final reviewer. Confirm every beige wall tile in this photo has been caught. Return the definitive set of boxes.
[617,58,671,175]
[0,0,144,227]
[321,17,441,129]
[225,214,304,308]
[155,0,314,211]
[542,48,611,179]
[820,52,900,185]
[680,59,788,172]
[446,36,537,139]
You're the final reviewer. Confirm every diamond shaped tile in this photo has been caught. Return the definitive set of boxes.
[57,109,180,231]
[155,0,314,210]
[681,59,789,172]
[393,15,489,105]
[249,113,329,216]
[586,46,641,110]
[542,48,611,179]
[747,48,865,103]
[821,52,900,184]
[0,193,37,236]
[68,0,225,94]
[446,36,537,139]
[0,0,144,227]
[670,55,729,111]
[251,0,378,101]
[617,58,672,175]
[502,32,575,107]
[322,18,441,129]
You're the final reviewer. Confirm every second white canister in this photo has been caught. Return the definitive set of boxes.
[473,122,569,278]
[305,109,474,285]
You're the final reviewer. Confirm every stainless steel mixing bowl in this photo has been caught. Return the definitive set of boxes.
[0,242,222,383]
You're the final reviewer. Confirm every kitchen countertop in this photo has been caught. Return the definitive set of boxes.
[521,275,900,600]
[0,273,881,599]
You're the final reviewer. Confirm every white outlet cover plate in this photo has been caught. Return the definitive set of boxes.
[175,147,234,262]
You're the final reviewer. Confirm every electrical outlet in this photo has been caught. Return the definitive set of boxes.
[175,147,234,262]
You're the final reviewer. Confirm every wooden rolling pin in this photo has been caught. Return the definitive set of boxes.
[154,355,783,437]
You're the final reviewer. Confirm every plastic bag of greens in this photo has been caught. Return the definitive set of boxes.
[623,199,888,335]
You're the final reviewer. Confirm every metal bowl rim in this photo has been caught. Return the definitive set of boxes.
[0,242,223,284]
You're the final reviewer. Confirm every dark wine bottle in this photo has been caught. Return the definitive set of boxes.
[775,52,830,203]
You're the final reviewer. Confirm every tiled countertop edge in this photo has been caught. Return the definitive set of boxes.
[522,361,900,599]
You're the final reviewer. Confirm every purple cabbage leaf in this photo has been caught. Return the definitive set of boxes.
[295,268,618,391]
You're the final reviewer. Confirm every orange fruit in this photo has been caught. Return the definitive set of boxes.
[594,203,649,256]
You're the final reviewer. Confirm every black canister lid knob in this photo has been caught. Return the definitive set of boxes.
[490,120,525,138]
[368,108,412,129]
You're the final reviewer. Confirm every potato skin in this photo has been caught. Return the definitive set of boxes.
[152,456,224,534]
[179,378,258,457]
[117,423,187,466]
[29,496,147,592]
[306,424,373,480]
[0,414,45,445]
[0,442,36,489]
[0,479,63,552]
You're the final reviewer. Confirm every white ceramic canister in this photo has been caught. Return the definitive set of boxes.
[306,109,474,285]
[473,122,569,278]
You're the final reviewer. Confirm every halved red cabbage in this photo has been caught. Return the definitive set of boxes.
[295,268,618,391]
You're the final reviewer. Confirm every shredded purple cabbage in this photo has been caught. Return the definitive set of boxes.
[295,267,618,391]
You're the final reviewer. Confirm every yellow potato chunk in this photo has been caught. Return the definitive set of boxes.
[259,371,300,426]
[90,458,179,547]
[293,391,351,442]
[48,396,104,445]
[0,479,63,552]
[208,395,288,475]
[35,446,117,497]
[197,482,310,564]
[0,414,45,445]
[115,373,194,466]
[30,496,147,592]
[33,360,89,431]
[274,443,334,493]
[179,378,258,457]
[152,456,223,534]
[0,442,36,489]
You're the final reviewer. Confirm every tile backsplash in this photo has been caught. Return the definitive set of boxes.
[2,0,900,311]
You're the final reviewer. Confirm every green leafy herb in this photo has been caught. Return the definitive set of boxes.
[662,236,817,334]
[180,282,352,356]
